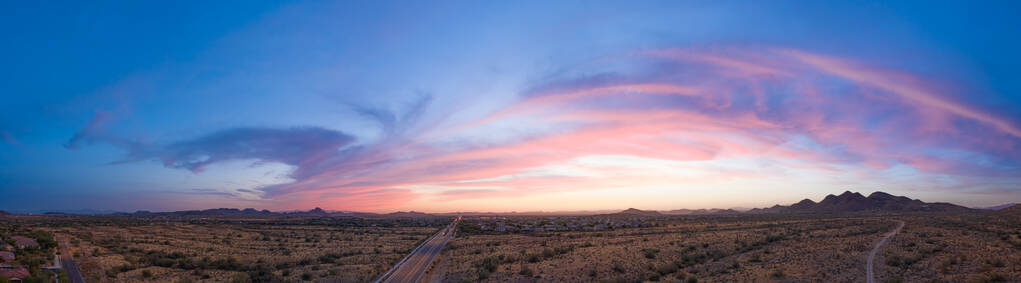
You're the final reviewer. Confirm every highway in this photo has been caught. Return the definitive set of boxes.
[866,220,904,283]
[376,217,460,283]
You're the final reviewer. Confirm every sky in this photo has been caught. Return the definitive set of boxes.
[2,1,1020,213]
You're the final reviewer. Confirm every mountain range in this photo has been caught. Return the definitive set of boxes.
[746,191,973,214]
[1,191,996,217]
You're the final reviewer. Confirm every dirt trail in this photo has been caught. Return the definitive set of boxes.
[867,220,905,283]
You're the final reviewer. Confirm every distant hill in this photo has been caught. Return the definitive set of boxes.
[747,191,973,214]
[386,211,433,218]
[978,203,1017,210]
[8,209,125,215]
[109,207,442,219]
[437,210,620,216]
[999,204,1021,215]
[124,208,276,217]
[662,208,742,215]
[614,208,663,217]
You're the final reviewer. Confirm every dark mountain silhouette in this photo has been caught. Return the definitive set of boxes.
[121,208,275,217]
[615,208,663,216]
[748,191,973,214]
[661,208,740,215]
[386,211,433,218]
[999,204,1021,215]
[109,207,439,219]
[790,199,817,210]
[979,203,1017,210]
[711,209,741,215]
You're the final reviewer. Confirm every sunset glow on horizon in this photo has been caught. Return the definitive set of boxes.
[2,1,1020,213]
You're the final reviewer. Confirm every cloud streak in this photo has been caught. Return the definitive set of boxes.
[68,46,1021,210]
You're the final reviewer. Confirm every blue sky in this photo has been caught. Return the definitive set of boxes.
[2,1,1020,212]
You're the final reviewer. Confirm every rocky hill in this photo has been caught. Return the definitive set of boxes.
[748,191,973,214]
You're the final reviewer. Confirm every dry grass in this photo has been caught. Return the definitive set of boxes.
[8,211,1017,282]
[875,214,1021,282]
[435,213,1020,282]
[50,223,435,282]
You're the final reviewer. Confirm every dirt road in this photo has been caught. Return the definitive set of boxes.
[867,220,904,283]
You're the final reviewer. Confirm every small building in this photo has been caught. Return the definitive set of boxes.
[0,266,29,282]
[11,236,38,249]
[0,251,14,263]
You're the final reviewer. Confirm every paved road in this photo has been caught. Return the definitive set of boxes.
[58,238,86,283]
[867,220,904,283]
[376,217,459,283]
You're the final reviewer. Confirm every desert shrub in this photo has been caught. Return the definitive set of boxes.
[886,255,902,267]
[656,262,679,275]
[318,253,342,264]
[542,248,555,258]
[230,272,250,283]
[643,248,660,259]
[554,245,575,255]
[154,258,175,267]
[477,256,500,273]
[612,262,626,273]
[57,270,69,283]
[519,266,533,276]
[18,275,45,283]
[770,268,784,278]
[707,249,727,260]
[987,258,1006,268]
[980,272,1008,282]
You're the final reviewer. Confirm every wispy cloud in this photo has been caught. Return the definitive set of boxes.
[67,47,1021,210]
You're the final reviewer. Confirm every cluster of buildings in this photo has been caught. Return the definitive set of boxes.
[465,215,659,233]
[0,235,40,282]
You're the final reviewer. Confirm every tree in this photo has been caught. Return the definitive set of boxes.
[58,270,70,283]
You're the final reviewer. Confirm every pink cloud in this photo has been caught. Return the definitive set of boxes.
[76,45,1021,210]
[265,47,1019,207]
[784,49,1021,138]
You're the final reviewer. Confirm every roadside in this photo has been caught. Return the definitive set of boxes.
[424,246,450,282]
